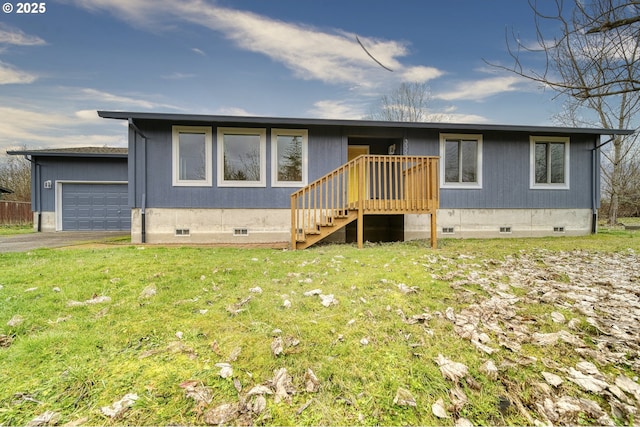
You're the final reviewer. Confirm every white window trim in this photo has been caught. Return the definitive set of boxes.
[439,133,483,189]
[271,128,308,187]
[529,136,570,190]
[172,126,213,187]
[217,127,267,187]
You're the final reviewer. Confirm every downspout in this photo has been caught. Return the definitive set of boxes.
[24,155,41,231]
[129,119,148,243]
[591,137,614,234]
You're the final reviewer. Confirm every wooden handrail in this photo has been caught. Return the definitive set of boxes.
[291,155,439,249]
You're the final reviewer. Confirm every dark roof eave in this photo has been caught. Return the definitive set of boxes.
[98,110,635,136]
[7,150,127,158]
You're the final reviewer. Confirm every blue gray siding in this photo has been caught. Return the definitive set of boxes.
[129,120,599,211]
[32,157,127,212]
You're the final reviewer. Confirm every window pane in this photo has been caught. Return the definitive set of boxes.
[179,132,206,180]
[277,135,302,182]
[460,140,477,183]
[223,134,261,181]
[535,143,548,184]
[549,143,565,183]
[445,140,460,183]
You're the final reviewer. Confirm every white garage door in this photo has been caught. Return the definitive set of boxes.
[61,183,130,231]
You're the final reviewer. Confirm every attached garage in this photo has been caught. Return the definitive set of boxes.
[6,147,129,232]
[60,183,130,231]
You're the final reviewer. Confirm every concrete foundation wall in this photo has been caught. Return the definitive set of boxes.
[131,208,291,244]
[33,212,56,232]
[405,208,592,239]
[131,207,593,244]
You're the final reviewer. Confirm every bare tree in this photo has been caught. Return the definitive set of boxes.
[0,153,31,202]
[495,0,640,223]
[366,82,437,122]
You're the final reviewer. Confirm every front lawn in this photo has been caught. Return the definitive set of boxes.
[0,232,638,425]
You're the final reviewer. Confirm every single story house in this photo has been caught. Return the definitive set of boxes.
[7,147,129,232]
[11,112,632,248]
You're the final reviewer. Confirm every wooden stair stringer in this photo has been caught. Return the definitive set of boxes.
[295,210,357,250]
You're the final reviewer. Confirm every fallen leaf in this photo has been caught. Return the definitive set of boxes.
[179,380,213,405]
[567,367,608,393]
[27,411,60,426]
[319,294,338,307]
[233,378,242,393]
[551,311,566,323]
[246,385,273,397]
[615,374,640,401]
[215,362,233,378]
[271,337,283,357]
[541,371,564,387]
[296,399,313,415]
[67,295,111,307]
[251,395,267,414]
[228,346,242,362]
[397,283,418,294]
[203,402,239,425]
[432,398,450,418]
[226,295,252,315]
[393,387,416,407]
[7,315,24,327]
[0,334,13,348]
[272,368,295,404]
[435,354,468,383]
[455,417,474,427]
[140,285,156,298]
[480,360,498,380]
[305,368,320,392]
[100,393,138,418]
[449,386,468,412]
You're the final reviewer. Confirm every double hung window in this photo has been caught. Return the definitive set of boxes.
[530,136,570,189]
[440,134,482,189]
[172,126,212,186]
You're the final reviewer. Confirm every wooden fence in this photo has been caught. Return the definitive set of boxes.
[0,201,32,225]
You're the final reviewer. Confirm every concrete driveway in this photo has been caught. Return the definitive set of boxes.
[0,231,129,253]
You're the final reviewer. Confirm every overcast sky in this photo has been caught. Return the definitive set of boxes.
[0,0,566,153]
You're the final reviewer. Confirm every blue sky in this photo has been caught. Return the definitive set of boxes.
[0,0,565,154]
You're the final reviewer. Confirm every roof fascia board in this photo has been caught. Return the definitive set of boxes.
[97,110,634,136]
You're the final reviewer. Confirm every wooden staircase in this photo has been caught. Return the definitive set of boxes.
[291,155,439,250]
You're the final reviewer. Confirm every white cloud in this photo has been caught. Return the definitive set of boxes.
[74,109,101,121]
[400,66,445,83]
[0,106,125,149]
[191,47,205,56]
[309,100,365,120]
[0,24,46,46]
[214,107,254,116]
[428,112,489,123]
[66,0,443,88]
[0,61,37,84]
[79,88,181,110]
[434,76,526,101]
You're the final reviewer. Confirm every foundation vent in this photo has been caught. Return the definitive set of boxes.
[553,226,565,233]
[175,228,190,236]
[499,226,512,233]
[233,228,249,236]
[442,227,455,234]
